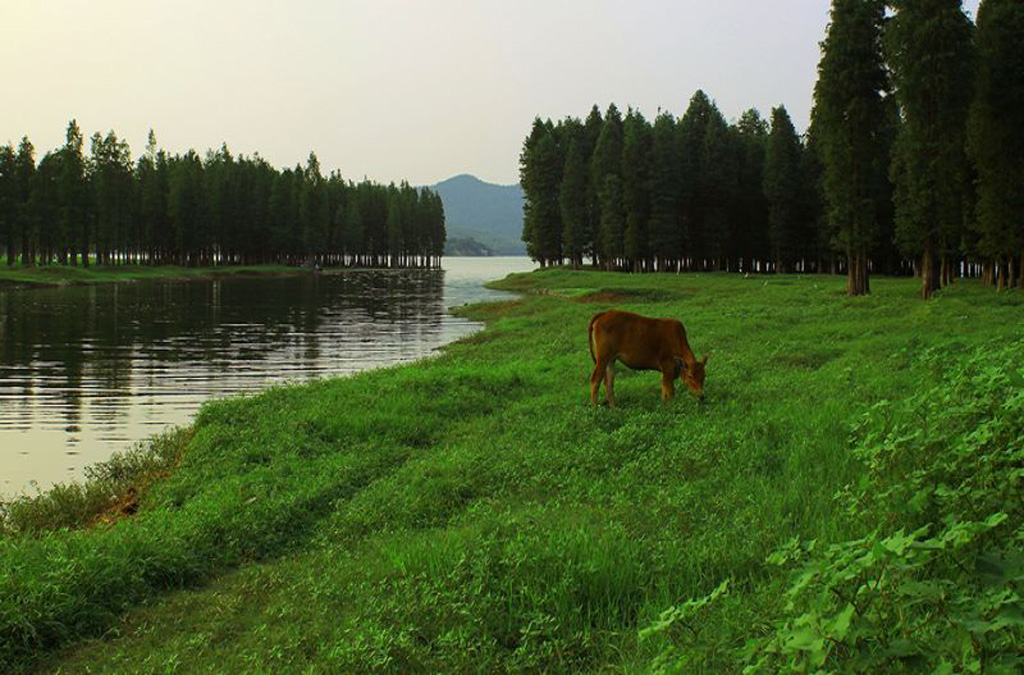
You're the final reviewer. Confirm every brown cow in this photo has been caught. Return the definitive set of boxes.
[588,309,708,408]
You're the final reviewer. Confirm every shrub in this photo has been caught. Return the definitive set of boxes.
[649,342,1024,673]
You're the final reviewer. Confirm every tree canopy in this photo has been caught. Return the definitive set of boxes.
[0,123,444,268]
[520,95,826,275]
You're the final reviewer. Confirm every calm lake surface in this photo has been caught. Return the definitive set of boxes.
[0,257,536,498]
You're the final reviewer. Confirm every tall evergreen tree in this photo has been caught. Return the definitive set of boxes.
[888,0,975,298]
[528,132,564,265]
[677,91,718,267]
[733,109,770,272]
[763,106,805,272]
[246,155,276,264]
[204,144,239,264]
[268,169,294,261]
[431,189,446,266]
[869,95,902,276]
[648,112,682,270]
[14,138,36,266]
[360,177,388,264]
[599,174,625,269]
[30,153,61,265]
[799,129,831,273]
[0,144,15,266]
[342,191,364,264]
[812,0,889,296]
[967,0,1024,290]
[386,187,402,266]
[398,182,418,266]
[299,151,329,261]
[591,104,624,267]
[581,106,604,265]
[622,109,652,271]
[700,107,736,270]
[560,136,589,269]
[167,150,206,265]
[57,121,89,266]
[519,118,551,260]
[137,130,168,265]
[90,131,134,265]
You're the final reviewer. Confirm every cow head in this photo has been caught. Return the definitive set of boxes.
[676,355,709,400]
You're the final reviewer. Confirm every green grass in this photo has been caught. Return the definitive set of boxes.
[1,270,1021,673]
[0,262,304,287]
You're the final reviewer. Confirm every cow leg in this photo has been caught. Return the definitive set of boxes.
[660,369,676,402]
[590,358,610,406]
[604,361,616,409]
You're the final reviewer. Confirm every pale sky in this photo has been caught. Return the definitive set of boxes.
[0,1,980,186]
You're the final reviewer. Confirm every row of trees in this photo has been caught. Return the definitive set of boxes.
[520,98,861,276]
[0,124,446,269]
[521,0,1023,298]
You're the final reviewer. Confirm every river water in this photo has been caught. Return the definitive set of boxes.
[0,257,535,498]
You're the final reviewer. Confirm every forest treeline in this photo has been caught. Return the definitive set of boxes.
[0,125,446,269]
[521,99,838,275]
[520,0,1023,298]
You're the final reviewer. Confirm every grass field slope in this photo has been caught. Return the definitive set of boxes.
[2,270,1022,673]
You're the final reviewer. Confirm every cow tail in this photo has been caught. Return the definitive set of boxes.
[588,314,599,363]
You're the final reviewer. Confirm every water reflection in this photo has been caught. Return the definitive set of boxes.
[0,257,535,496]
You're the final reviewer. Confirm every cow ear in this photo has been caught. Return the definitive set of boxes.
[674,356,687,371]
[701,354,709,365]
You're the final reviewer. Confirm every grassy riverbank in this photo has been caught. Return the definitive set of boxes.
[0,262,303,288]
[2,270,1022,672]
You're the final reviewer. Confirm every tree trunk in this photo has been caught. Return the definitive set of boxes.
[21,238,32,266]
[847,251,869,296]
[920,242,940,300]
[921,252,932,299]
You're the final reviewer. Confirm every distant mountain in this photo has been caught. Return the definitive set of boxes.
[444,236,495,257]
[431,174,525,255]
